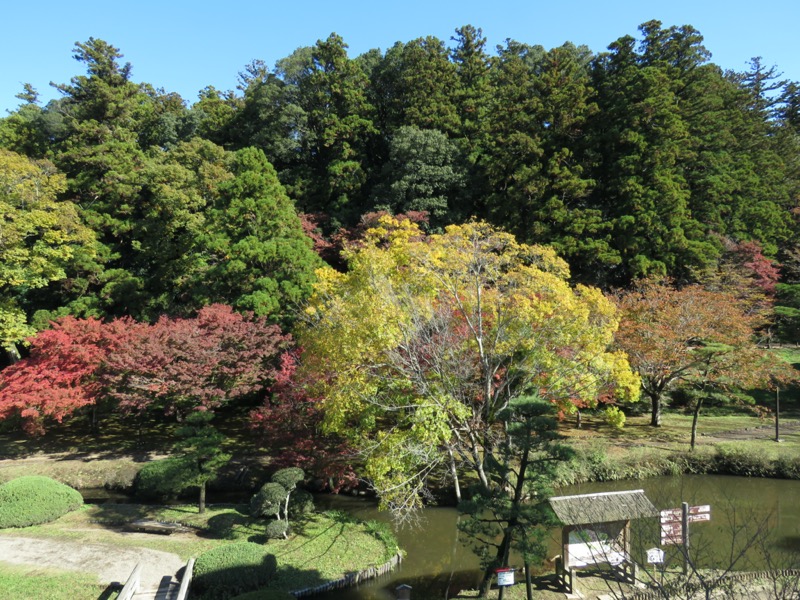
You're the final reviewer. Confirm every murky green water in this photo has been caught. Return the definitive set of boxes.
[314,475,800,599]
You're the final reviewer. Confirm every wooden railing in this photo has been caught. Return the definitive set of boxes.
[174,557,195,600]
[116,562,142,600]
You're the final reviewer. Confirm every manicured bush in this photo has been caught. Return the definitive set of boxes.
[250,483,286,518]
[193,542,277,600]
[287,489,314,518]
[134,457,197,500]
[265,519,289,540]
[0,476,83,528]
[270,468,304,492]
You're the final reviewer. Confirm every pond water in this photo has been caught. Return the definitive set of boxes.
[311,475,800,600]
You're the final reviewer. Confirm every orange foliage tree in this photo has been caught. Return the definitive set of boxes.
[614,279,783,434]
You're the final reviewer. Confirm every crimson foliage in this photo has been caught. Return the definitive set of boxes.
[0,304,287,433]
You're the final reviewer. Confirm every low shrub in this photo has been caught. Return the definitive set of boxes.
[265,519,289,540]
[603,406,627,430]
[193,542,277,600]
[775,455,800,479]
[134,457,197,501]
[288,489,314,518]
[0,476,83,528]
[713,444,775,477]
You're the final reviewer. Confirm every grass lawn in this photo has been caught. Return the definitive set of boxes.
[0,564,113,600]
[1,503,396,597]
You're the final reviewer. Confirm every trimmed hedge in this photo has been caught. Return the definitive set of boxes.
[0,476,83,528]
[265,519,288,540]
[193,542,277,600]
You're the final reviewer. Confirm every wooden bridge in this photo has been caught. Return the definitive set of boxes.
[117,558,194,600]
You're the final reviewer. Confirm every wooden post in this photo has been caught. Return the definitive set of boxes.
[681,502,689,576]
[776,387,782,443]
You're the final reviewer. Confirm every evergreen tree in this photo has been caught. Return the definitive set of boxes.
[294,34,376,223]
[200,147,322,325]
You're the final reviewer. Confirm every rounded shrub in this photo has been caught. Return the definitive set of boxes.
[265,519,289,540]
[250,482,286,518]
[288,489,315,518]
[193,542,277,600]
[0,476,83,528]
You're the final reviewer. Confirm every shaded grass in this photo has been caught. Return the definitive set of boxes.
[0,563,113,600]
[2,503,395,596]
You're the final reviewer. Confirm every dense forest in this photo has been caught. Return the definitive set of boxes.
[1,20,799,349]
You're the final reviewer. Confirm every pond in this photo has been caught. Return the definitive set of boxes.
[311,475,800,600]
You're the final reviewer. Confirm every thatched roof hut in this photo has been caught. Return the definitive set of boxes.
[549,489,658,526]
[547,489,658,592]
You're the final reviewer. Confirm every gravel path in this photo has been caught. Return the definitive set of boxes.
[0,535,184,590]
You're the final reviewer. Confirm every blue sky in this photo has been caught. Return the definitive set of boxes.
[2,0,798,114]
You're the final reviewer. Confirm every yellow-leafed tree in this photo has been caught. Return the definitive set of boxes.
[300,217,639,514]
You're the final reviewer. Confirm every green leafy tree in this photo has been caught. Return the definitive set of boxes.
[370,125,466,225]
[450,25,492,154]
[458,395,571,597]
[226,60,305,170]
[200,147,322,324]
[589,27,706,284]
[484,41,610,281]
[0,150,94,357]
[49,38,150,318]
[174,410,231,513]
[294,34,376,221]
[0,85,68,159]
[131,138,230,318]
[370,37,460,136]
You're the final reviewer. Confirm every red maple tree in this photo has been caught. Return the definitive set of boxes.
[102,304,288,418]
[0,317,133,435]
[0,305,288,434]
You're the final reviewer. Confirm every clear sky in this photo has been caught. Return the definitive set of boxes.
[2,0,798,114]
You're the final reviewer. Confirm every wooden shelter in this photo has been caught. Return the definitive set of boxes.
[548,489,658,593]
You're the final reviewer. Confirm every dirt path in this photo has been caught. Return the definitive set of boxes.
[0,535,184,590]
[701,419,800,443]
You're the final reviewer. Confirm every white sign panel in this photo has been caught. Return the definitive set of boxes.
[647,547,665,564]
[496,569,514,586]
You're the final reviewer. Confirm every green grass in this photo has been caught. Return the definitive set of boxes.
[0,564,112,600]
[1,503,396,597]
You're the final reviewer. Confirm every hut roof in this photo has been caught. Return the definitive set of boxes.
[549,489,658,526]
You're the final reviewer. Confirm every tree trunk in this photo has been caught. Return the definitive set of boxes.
[690,398,704,451]
[650,392,662,427]
[448,447,462,503]
[199,481,206,514]
[525,563,532,600]
[5,345,21,364]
